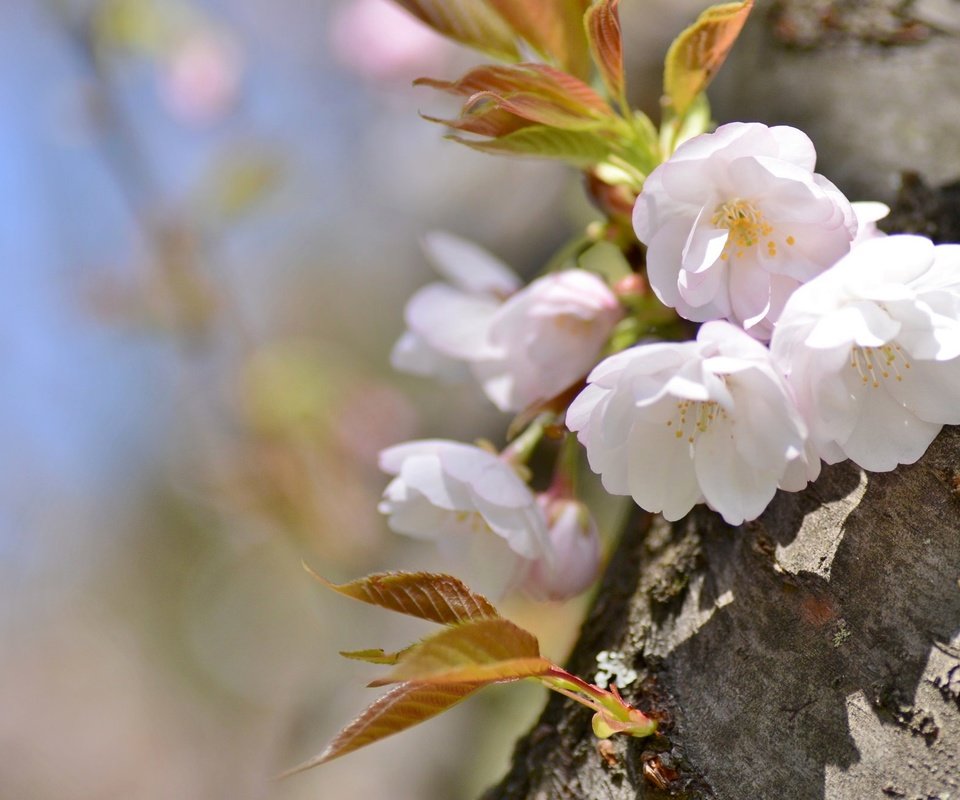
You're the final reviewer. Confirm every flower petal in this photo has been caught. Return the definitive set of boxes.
[626,415,702,521]
[405,283,501,359]
[422,231,521,295]
[839,378,941,471]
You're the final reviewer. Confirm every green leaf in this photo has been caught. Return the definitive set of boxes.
[392,0,521,61]
[450,125,614,166]
[305,567,501,626]
[578,240,632,283]
[584,0,624,104]
[340,647,411,666]
[370,618,551,686]
[485,0,592,79]
[663,0,754,117]
[279,681,483,774]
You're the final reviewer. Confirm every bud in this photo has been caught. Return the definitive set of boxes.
[520,496,601,601]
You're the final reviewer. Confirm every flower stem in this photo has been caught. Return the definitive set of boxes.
[536,665,657,738]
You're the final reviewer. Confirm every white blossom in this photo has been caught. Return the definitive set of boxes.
[392,233,622,413]
[378,439,548,560]
[519,496,601,601]
[566,321,809,525]
[770,235,960,472]
[473,270,623,413]
[632,122,857,340]
[390,232,520,380]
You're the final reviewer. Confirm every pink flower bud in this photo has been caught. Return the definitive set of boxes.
[520,497,601,601]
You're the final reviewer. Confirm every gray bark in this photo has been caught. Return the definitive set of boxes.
[483,3,960,798]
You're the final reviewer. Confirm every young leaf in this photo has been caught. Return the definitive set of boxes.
[461,91,612,131]
[370,617,552,686]
[305,567,500,626]
[340,647,411,665]
[485,0,592,80]
[450,125,614,166]
[663,0,754,117]
[421,106,532,138]
[416,63,614,119]
[392,0,521,62]
[585,0,624,104]
[280,681,484,775]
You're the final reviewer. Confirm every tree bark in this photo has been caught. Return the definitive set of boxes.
[484,3,960,798]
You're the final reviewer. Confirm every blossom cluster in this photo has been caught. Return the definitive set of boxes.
[376,122,960,599]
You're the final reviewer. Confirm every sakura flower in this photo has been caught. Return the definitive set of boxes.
[567,320,809,525]
[378,439,548,561]
[633,122,858,340]
[390,232,520,380]
[392,233,623,413]
[519,496,601,601]
[473,270,624,413]
[770,235,960,472]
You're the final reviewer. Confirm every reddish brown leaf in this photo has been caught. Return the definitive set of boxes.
[279,681,483,774]
[485,0,591,79]
[392,0,520,61]
[370,617,550,686]
[585,0,624,102]
[663,0,754,117]
[461,90,611,131]
[421,107,533,138]
[304,566,500,625]
[415,63,613,117]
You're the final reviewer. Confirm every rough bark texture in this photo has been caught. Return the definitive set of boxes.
[483,2,960,798]
[710,0,960,199]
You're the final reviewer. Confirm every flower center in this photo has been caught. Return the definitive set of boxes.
[849,344,912,388]
[454,510,493,535]
[711,198,794,260]
[665,399,728,444]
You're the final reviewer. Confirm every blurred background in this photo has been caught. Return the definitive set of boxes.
[0,0,702,797]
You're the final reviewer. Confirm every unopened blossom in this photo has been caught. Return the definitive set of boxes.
[378,439,548,561]
[473,270,623,413]
[633,122,858,339]
[771,235,960,472]
[390,232,520,380]
[567,321,809,525]
[519,496,601,601]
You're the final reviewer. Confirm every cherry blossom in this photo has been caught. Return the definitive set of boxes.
[392,234,622,413]
[519,496,601,601]
[633,122,858,340]
[770,235,960,472]
[566,321,809,525]
[473,270,623,413]
[390,232,520,380]
[378,439,548,560]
